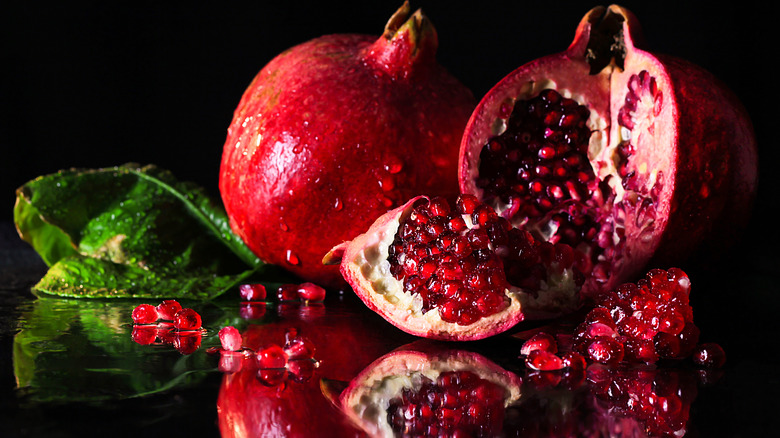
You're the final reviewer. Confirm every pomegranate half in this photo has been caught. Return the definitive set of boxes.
[219,2,475,289]
[325,195,584,341]
[458,5,758,294]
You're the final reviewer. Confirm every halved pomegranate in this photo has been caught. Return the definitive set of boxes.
[337,342,522,437]
[325,195,584,341]
[459,5,758,294]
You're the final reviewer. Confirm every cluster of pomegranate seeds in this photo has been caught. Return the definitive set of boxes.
[386,370,507,437]
[477,89,596,229]
[587,366,695,437]
[573,268,702,364]
[387,195,577,326]
[130,301,205,354]
[518,268,725,370]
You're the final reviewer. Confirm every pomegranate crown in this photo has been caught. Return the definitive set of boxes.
[362,1,439,80]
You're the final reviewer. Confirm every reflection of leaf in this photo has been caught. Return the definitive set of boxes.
[13,164,276,299]
[13,297,225,403]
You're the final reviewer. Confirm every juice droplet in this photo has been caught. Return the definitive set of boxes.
[378,195,394,208]
[285,250,299,265]
[333,198,343,211]
[280,221,289,232]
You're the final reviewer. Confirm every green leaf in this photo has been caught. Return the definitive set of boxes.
[14,164,272,299]
[13,297,231,403]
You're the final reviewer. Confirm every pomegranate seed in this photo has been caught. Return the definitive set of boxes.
[277,284,299,301]
[692,342,726,368]
[297,282,326,302]
[520,332,558,356]
[560,351,587,369]
[257,344,288,369]
[132,304,158,324]
[173,308,202,331]
[218,326,242,351]
[155,300,182,321]
[287,358,316,382]
[239,283,267,301]
[587,337,624,365]
[525,350,564,371]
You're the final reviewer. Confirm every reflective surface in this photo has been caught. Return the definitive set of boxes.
[1,221,777,437]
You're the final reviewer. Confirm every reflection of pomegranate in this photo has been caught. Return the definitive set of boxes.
[217,306,413,438]
[338,341,522,438]
[326,195,585,341]
[219,2,475,289]
[458,5,758,295]
[508,364,703,437]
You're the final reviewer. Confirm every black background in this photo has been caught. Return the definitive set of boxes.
[2,0,776,233]
[1,1,778,435]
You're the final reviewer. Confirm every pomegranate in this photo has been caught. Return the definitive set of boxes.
[337,342,522,438]
[219,2,476,289]
[458,5,758,294]
[324,195,585,341]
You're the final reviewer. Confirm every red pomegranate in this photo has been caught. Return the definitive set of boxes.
[325,195,585,341]
[458,5,758,295]
[219,2,476,289]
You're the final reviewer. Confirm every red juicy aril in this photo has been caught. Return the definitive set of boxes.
[325,195,584,341]
[219,2,475,289]
[458,5,758,294]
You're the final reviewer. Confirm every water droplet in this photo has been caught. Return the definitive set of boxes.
[333,198,343,211]
[293,144,303,154]
[384,155,404,174]
[378,195,394,208]
[280,221,289,232]
[378,174,395,191]
[285,250,299,265]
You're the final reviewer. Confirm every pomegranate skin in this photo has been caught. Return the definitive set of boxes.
[219,3,476,289]
[458,5,758,295]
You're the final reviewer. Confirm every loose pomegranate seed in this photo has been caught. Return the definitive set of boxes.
[692,342,726,368]
[155,300,182,321]
[218,326,243,351]
[520,332,558,356]
[239,283,267,301]
[525,349,565,371]
[277,284,299,301]
[173,308,202,331]
[256,344,288,369]
[287,359,316,383]
[131,304,158,324]
[296,282,326,302]
[560,351,587,370]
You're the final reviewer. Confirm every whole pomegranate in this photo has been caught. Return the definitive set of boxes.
[325,195,586,341]
[219,2,476,288]
[458,5,758,295]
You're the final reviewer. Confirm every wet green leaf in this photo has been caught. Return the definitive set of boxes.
[14,164,274,299]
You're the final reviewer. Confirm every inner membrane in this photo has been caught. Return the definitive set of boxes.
[476,72,665,284]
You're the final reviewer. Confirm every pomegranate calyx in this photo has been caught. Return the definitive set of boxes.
[584,5,628,74]
[363,1,438,80]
